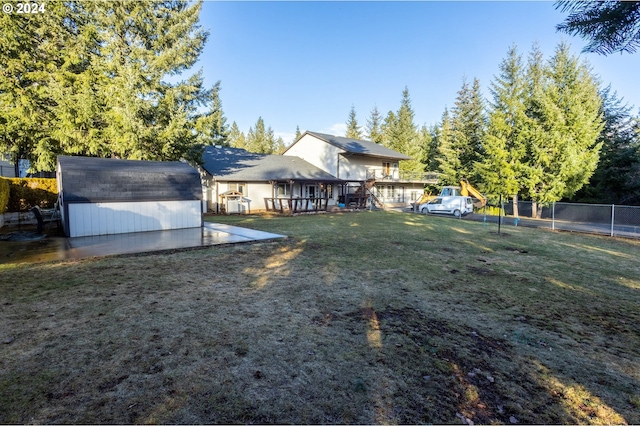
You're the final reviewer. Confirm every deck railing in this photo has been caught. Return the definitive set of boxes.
[264,197,329,214]
[366,168,439,183]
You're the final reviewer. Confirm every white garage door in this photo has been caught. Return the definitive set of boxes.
[68,200,202,237]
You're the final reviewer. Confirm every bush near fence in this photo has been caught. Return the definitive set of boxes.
[6,178,58,212]
[0,178,9,214]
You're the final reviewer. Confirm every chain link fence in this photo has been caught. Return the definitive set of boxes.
[478,200,640,239]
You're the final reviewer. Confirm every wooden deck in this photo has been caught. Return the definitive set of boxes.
[264,197,330,214]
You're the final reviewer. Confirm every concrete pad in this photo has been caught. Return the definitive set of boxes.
[0,223,286,264]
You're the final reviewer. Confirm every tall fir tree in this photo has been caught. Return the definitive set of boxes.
[345,106,363,139]
[0,0,210,171]
[434,108,460,186]
[195,80,230,146]
[573,86,640,204]
[294,126,302,142]
[476,45,528,204]
[381,111,397,150]
[395,87,423,172]
[365,106,384,144]
[446,77,487,184]
[522,42,603,216]
[228,121,246,150]
[245,117,284,154]
[0,1,103,172]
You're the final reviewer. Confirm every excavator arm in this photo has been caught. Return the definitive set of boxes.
[460,180,487,208]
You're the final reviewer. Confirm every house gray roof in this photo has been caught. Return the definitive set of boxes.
[297,131,412,160]
[200,146,342,182]
[57,156,202,203]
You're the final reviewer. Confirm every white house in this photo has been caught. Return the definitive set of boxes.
[200,146,343,214]
[283,131,438,207]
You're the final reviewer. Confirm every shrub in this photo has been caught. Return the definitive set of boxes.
[7,178,58,212]
[0,178,9,213]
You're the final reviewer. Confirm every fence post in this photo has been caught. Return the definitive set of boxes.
[611,204,615,237]
[552,202,555,231]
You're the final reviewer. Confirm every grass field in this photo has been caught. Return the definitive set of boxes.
[1,211,639,424]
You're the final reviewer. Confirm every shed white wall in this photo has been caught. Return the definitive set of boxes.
[67,200,202,237]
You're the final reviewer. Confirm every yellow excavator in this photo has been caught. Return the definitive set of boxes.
[459,180,487,208]
[416,180,487,209]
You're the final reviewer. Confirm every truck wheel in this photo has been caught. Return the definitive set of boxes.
[453,209,461,218]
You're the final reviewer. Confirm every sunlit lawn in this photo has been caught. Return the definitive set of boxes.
[1,211,639,424]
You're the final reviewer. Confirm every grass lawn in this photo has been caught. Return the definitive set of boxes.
[1,211,639,424]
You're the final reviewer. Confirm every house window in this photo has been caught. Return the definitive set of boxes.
[229,182,247,195]
[277,183,290,196]
[387,185,395,198]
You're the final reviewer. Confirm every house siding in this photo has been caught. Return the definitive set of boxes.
[284,134,343,177]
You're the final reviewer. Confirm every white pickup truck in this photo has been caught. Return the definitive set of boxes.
[419,196,474,218]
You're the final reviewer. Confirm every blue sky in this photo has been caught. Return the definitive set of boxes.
[192,1,640,145]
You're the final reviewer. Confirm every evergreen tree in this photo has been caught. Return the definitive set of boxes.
[245,117,283,154]
[556,1,640,55]
[195,80,230,146]
[0,1,102,172]
[476,46,528,202]
[228,122,246,150]
[365,106,384,145]
[381,87,423,172]
[395,87,423,172]
[434,109,460,186]
[294,126,302,142]
[573,87,640,204]
[95,0,208,163]
[420,124,439,171]
[450,77,486,182]
[522,42,603,216]
[381,111,397,150]
[345,106,363,139]
[0,0,210,171]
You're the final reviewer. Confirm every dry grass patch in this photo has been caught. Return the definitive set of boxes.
[1,211,639,424]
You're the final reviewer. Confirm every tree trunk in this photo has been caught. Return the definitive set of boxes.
[512,194,519,218]
[532,201,544,219]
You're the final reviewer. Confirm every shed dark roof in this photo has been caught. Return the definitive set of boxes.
[57,156,202,203]
[294,131,412,160]
[200,146,343,182]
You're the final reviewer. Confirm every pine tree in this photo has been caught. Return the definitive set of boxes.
[573,86,640,204]
[294,126,302,142]
[434,109,461,186]
[345,106,363,139]
[522,42,604,217]
[228,122,246,150]
[195,80,230,146]
[556,1,640,55]
[365,106,384,145]
[0,1,102,172]
[395,87,423,172]
[0,0,210,171]
[245,117,283,154]
[95,0,208,163]
[476,46,528,203]
[381,111,397,150]
[450,77,487,182]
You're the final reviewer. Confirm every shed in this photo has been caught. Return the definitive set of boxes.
[57,156,203,237]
